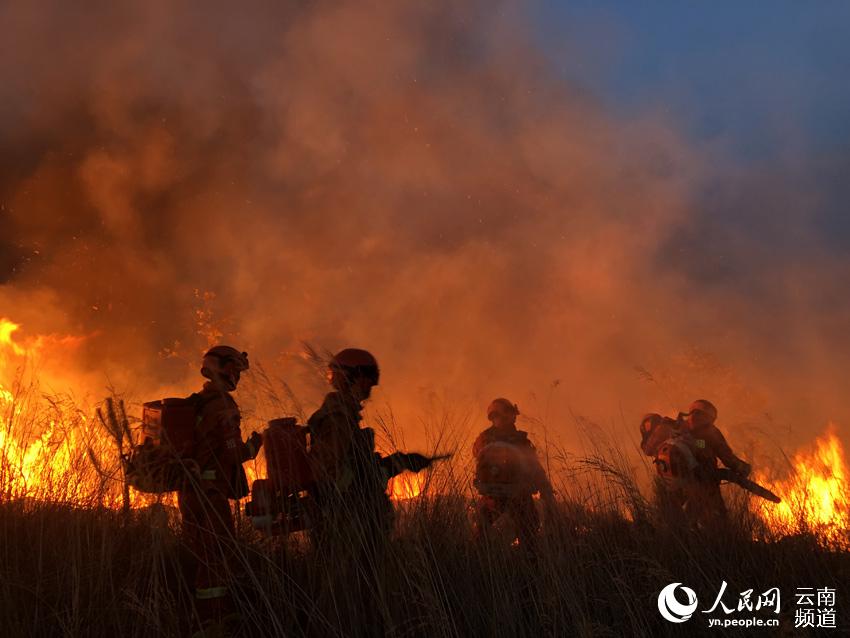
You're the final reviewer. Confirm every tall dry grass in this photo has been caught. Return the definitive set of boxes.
[1,379,848,637]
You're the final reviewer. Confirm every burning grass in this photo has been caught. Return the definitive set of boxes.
[0,409,848,635]
[754,426,850,548]
[1,321,849,635]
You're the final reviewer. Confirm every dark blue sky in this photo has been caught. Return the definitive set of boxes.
[535,1,850,159]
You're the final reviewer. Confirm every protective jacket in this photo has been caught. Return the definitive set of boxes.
[189,381,252,498]
[306,391,392,538]
[472,425,551,551]
[178,382,252,624]
[685,422,748,483]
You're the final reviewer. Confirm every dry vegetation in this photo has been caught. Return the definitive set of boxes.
[1,380,848,637]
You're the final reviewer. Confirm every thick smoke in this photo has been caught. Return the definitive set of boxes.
[0,1,846,460]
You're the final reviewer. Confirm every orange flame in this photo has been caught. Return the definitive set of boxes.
[388,471,425,501]
[0,318,112,504]
[0,319,26,358]
[4,314,849,545]
[756,425,849,546]
[3,314,425,508]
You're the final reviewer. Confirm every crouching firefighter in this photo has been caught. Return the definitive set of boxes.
[641,399,776,529]
[178,346,261,632]
[473,398,554,552]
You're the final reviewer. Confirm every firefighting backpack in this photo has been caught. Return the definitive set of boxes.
[122,394,211,493]
[474,440,534,498]
[262,417,313,493]
[653,432,700,488]
[640,413,675,457]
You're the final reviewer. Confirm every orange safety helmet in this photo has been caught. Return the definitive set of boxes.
[688,399,718,423]
[640,413,677,458]
[640,413,663,437]
[329,348,380,384]
[487,398,519,421]
[201,345,249,391]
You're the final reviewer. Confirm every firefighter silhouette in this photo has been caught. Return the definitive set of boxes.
[642,400,752,529]
[306,348,392,547]
[303,348,394,633]
[177,346,261,634]
[473,398,554,551]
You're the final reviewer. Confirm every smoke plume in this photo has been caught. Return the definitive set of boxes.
[1,0,847,460]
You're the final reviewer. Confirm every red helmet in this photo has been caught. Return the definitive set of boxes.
[201,345,249,390]
[640,413,663,437]
[688,399,718,423]
[329,348,380,384]
[640,413,674,457]
[487,398,519,421]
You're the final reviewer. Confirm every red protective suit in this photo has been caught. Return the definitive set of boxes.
[177,382,253,624]
[307,391,393,547]
[679,422,749,525]
[306,390,393,633]
[473,425,551,551]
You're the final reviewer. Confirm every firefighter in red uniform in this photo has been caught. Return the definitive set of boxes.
[305,348,392,633]
[640,412,689,521]
[678,399,751,526]
[307,348,392,550]
[178,345,261,635]
[473,398,554,551]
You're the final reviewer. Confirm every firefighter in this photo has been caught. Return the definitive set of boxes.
[473,398,554,551]
[307,348,392,549]
[178,345,261,635]
[639,412,686,520]
[678,399,751,526]
[640,412,678,457]
[305,348,392,632]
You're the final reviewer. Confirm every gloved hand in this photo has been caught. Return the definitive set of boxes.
[734,460,752,478]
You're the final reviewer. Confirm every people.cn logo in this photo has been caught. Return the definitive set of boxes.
[658,583,699,623]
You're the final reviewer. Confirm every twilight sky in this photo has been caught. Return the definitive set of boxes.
[536,1,850,159]
[535,1,850,313]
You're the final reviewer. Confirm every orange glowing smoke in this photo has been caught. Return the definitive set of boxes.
[756,425,849,546]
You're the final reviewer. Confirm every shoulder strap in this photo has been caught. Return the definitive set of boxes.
[184,392,233,438]
[188,390,231,413]
[511,430,534,448]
